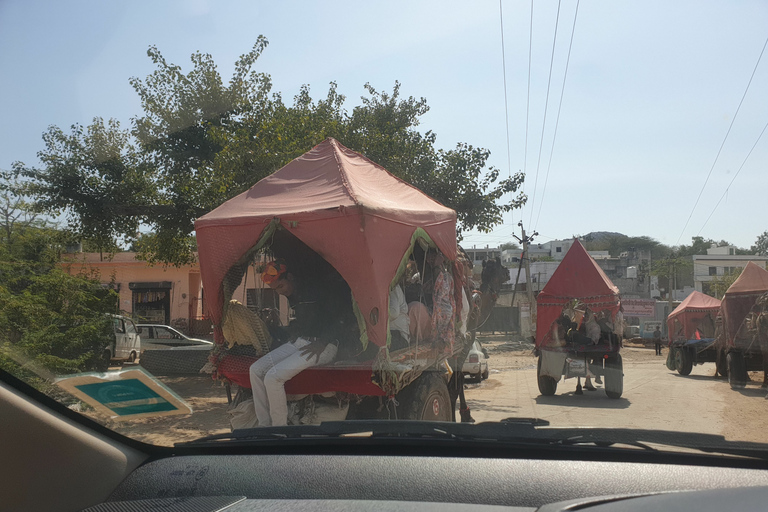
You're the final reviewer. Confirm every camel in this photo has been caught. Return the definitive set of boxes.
[449,255,510,422]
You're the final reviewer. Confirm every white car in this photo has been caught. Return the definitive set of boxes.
[101,314,141,369]
[462,340,489,380]
[137,324,213,351]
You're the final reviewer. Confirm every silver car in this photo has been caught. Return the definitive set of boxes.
[136,324,213,351]
[462,340,489,381]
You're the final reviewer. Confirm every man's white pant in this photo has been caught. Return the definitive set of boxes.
[249,337,337,427]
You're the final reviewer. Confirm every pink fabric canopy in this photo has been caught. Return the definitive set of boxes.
[666,291,721,341]
[536,239,621,347]
[195,138,457,349]
[721,261,768,343]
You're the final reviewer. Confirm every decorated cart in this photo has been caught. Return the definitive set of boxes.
[194,138,466,426]
[534,239,624,398]
[714,261,768,389]
[665,291,720,376]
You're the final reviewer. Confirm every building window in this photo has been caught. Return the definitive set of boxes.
[709,267,717,276]
[729,248,735,255]
[556,247,562,253]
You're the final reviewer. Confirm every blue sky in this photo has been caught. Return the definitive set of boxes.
[1,0,767,250]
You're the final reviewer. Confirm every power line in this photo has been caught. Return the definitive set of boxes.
[534,0,579,231]
[696,118,768,236]
[498,0,514,223]
[528,0,562,227]
[522,0,534,199]
[675,32,768,245]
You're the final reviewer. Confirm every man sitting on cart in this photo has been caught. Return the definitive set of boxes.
[249,259,358,427]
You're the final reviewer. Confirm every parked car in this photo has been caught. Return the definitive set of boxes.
[101,314,141,370]
[137,324,213,350]
[462,340,489,380]
[137,324,213,376]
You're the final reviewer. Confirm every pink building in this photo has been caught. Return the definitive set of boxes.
[61,252,288,336]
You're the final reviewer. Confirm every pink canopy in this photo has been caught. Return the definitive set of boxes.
[536,239,621,347]
[721,261,768,344]
[666,291,720,341]
[195,138,457,349]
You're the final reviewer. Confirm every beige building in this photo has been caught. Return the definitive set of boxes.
[61,252,288,336]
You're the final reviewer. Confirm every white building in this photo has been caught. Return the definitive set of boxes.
[692,245,768,295]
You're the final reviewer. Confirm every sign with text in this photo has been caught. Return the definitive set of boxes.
[622,298,656,317]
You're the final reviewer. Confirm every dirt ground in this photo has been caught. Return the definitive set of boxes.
[96,334,768,447]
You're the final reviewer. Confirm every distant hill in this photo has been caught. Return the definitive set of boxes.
[581,231,625,242]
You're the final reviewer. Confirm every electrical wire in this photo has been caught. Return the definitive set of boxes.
[534,0,579,231]
[499,0,514,217]
[528,0,563,227]
[522,0,534,199]
[675,33,768,245]
[696,118,768,236]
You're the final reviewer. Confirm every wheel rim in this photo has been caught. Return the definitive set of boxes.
[421,391,448,421]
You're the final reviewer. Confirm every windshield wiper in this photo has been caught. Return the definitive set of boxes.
[176,420,768,460]
[175,418,549,447]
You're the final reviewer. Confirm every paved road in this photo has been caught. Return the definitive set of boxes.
[465,349,768,442]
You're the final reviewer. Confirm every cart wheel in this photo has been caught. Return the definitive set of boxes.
[727,352,747,389]
[537,356,558,396]
[604,354,624,399]
[396,371,452,421]
[675,348,692,376]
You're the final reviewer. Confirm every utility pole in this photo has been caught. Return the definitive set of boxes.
[514,221,538,340]
[667,256,674,337]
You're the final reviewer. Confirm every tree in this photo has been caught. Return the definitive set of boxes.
[708,267,742,299]
[0,171,38,250]
[17,118,158,260]
[0,221,118,388]
[21,38,526,266]
[753,231,768,256]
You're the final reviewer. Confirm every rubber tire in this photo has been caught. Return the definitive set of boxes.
[127,351,137,363]
[604,354,624,399]
[481,366,489,380]
[537,356,558,396]
[395,371,452,421]
[675,348,693,376]
[727,352,747,389]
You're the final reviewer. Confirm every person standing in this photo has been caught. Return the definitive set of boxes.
[653,325,663,355]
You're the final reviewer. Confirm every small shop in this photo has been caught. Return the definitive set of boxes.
[130,281,172,324]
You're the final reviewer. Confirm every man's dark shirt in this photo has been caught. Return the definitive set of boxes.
[281,275,362,360]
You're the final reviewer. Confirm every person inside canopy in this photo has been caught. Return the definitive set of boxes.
[249,259,359,427]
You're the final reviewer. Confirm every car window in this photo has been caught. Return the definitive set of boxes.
[2,1,768,458]
[155,327,174,339]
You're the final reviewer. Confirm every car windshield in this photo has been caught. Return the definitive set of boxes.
[2,1,768,453]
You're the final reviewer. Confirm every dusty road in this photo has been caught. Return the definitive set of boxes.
[465,336,768,443]
[102,335,768,446]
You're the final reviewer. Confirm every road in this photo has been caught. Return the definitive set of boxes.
[465,345,768,443]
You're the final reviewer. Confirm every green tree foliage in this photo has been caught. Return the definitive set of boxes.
[17,118,158,259]
[20,38,525,266]
[708,267,743,299]
[0,194,117,387]
[752,231,768,256]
